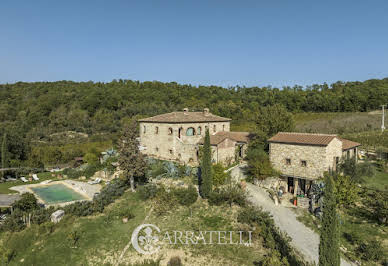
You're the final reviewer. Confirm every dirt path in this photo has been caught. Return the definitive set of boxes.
[246,183,353,266]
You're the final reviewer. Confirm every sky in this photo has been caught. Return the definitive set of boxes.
[1,0,388,88]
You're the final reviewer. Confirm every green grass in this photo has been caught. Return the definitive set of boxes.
[0,172,59,194]
[362,170,388,191]
[0,189,267,266]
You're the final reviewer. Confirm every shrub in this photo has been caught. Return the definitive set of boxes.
[63,168,82,179]
[64,201,94,217]
[31,208,52,225]
[153,187,177,216]
[167,256,182,266]
[212,163,228,186]
[173,185,198,206]
[0,210,25,232]
[358,240,384,261]
[208,184,246,207]
[137,183,159,201]
[83,163,102,178]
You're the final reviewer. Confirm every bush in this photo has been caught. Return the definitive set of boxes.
[63,168,83,179]
[137,183,159,201]
[83,163,102,178]
[173,185,198,206]
[212,163,229,186]
[358,240,384,261]
[153,187,177,216]
[167,256,182,266]
[0,210,26,232]
[64,201,95,217]
[208,184,246,207]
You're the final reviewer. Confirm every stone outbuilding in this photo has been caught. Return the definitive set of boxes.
[268,132,360,196]
[138,108,251,165]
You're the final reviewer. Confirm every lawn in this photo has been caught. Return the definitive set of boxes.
[0,172,59,194]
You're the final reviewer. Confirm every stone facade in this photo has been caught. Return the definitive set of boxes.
[269,132,359,181]
[268,132,360,196]
[138,109,248,165]
[139,121,230,164]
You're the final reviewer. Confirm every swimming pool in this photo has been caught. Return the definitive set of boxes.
[30,183,87,204]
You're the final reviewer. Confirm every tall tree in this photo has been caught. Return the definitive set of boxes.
[253,104,295,145]
[200,128,212,198]
[118,121,146,191]
[1,133,7,180]
[319,174,340,266]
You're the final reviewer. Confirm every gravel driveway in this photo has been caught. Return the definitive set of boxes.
[246,183,353,266]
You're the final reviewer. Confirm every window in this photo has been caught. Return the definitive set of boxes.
[143,126,146,134]
[286,158,291,165]
[155,147,159,152]
[213,125,216,132]
[197,126,202,135]
[168,127,173,135]
[223,125,225,131]
[301,160,307,167]
[186,127,195,136]
[155,126,159,134]
[169,149,173,155]
[347,150,350,158]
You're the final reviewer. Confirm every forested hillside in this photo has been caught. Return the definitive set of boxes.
[1,78,388,167]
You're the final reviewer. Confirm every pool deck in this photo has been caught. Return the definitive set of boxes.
[10,180,102,207]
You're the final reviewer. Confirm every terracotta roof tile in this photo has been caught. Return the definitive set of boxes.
[268,132,338,146]
[138,111,231,123]
[338,138,361,150]
[215,131,252,143]
[268,132,361,150]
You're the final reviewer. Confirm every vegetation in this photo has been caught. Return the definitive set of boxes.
[319,174,340,266]
[246,147,276,182]
[118,121,147,191]
[200,129,212,198]
[211,163,229,186]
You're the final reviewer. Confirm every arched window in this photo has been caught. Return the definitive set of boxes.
[168,128,173,135]
[197,126,202,135]
[143,126,146,134]
[222,125,225,131]
[186,127,195,136]
[155,126,159,134]
[213,125,216,132]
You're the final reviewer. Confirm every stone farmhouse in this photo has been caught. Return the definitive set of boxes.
[138,108,251,165]
[268,132,360,196]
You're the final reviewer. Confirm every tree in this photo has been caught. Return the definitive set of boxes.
[200,128,212,198]
[253,104,295,145]
[246,146,275,182]
[1,133,6,180]
[319,174,340,266]
[333,173,359,207]
[12,193,39,212]
[118,121,146,191]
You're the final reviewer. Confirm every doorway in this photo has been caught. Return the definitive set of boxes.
[287,177,294,193]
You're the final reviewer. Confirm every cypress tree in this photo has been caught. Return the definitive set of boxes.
[200,128,212,198]
[1,133,7,180]
[118,121,146,191]
[319,174,340,266]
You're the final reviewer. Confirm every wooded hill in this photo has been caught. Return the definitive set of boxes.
[0,78,388,166]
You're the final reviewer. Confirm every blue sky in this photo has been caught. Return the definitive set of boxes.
[1,0,387,87]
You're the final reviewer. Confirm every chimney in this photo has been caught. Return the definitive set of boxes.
[203,108,209,116]
[183,108,189,114]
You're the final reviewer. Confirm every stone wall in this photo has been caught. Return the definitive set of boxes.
[269,142,339,180]
[214,138,236,165]
[325,138,343,171]
[139,121,230,164]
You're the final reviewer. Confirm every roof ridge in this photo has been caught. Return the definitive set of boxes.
[277,132,337,137]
